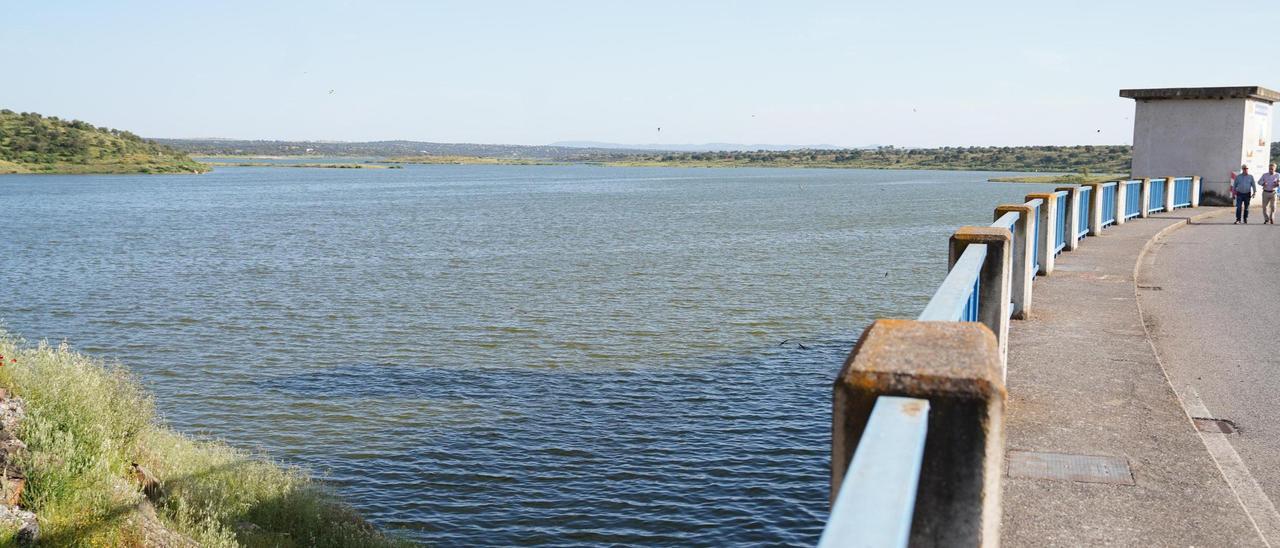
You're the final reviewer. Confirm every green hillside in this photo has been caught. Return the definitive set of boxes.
[0,110,207,174]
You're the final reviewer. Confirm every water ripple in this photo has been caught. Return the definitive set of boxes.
[0,165,1054,545]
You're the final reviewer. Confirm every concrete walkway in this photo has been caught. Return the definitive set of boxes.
[1138,207,1280,543]
[1001,207,1264,546]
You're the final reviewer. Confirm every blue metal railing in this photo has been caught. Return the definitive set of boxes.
[1124,180,1142,220]
[1173,177,1193,208]
[919,243,988,322]
[1054,192,1067,255]
[1077,186,1091,239]
[1031,201,1042,277]
[825,175,1204,543]
[819,396,930,548]
[992,211,1020,319]
[1100,182,1117,228]
[1148,178,1166,213]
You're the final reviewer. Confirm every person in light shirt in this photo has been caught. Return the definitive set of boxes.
[1260,163,1280,224]
[1232,164,1257,224]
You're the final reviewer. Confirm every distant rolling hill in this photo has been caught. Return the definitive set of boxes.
[0,110,206,174]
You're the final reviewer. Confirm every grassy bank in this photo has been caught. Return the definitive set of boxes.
[0,333,407,547]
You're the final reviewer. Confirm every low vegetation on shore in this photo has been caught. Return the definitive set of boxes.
[202,161,395,169]
[988,173,1129,184]
[595,145,1134,172]
[0,332,406,547]
[0,111,207,175]
[381,155,559,166]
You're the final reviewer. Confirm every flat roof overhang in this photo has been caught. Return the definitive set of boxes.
[1120,86,1280,102]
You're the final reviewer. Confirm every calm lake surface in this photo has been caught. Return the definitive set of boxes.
[0,165,1051,545]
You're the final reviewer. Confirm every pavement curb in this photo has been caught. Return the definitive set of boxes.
[1132,207,1231,282]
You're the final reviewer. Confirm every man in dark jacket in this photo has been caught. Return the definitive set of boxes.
[1233,164,1256,224]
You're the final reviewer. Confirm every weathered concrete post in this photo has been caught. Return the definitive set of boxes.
[994,205,1034,319]
[1055,187,1081,251]
[1084,183,1104,235]
[1191,176,1202,207]
[1162,176,1175,212]
[1115,180,1128,225]
[1024,193,1057,274]
[1139,178,1152,218]
[949,227,1011,367]
[833,320,1005,547]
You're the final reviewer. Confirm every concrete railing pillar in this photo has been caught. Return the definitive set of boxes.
[1083,183,1104,236]
[833,319,1006,546]
[1139,178,1152,218]
[1115,180,1128,225]
[1024,193,1057,274]
[1191,176,1202,208]
[994,205,1034,320]
[948,227,1011,365]
[1055,186,1081,251]
[1163,176,1175,212]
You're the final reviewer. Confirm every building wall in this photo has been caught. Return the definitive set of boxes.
[1131,98,1252,199]
[1241,99,1273,178]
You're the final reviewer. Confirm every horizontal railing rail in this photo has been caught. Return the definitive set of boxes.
[827,175,1201,546]
[819,396,929,548]
[919,244,987,322]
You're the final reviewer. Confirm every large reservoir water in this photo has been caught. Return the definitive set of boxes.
[0,165,1050,544]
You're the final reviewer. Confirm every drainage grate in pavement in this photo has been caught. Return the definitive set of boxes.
[1137,285,1164,291]
[1007,451,1135,485]
[1193,417,1238,434]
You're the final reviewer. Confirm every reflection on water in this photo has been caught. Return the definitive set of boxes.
[0,165,1050,544]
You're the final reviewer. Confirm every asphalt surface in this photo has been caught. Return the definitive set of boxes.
[1002,207,1263,546]
[1139,207,1280,512]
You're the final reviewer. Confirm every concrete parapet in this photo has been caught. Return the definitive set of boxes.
[833,319,1005,547]
[949,226,1012,366]
[1139,178,1152,218]
[1055,187,1081,251]
[1115,180,1128,225]
[994,205,1034,320]
[1162,176,1175,212]
[1191,176,1201,207]
[1024,193,1057,274]
[1082,183,1105,236]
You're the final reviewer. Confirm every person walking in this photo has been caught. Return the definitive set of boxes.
[1260,163,1280,224]
[1233,164,1256,224]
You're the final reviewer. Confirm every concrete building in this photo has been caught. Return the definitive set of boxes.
[1121,86,1278,202]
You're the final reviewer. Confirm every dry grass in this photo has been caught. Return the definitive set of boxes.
[0,333,409,547]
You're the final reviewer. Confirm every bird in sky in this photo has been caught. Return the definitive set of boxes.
[329,89,335,95]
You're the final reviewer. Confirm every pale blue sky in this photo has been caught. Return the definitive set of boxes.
[3,0,1277,147]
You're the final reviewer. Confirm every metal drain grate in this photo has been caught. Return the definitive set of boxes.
[1007,451,1135,485]
[1193,417,1238,434]
[1137,285,1163,291]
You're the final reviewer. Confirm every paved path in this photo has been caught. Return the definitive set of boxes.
[1001,207,1264,546]
[1139,207,1280,542]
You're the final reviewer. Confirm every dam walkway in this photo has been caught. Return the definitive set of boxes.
[1003,205,1272,546]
